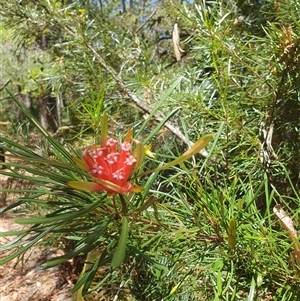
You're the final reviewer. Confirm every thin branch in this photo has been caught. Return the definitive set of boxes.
[85,43,209,158]
[135,8,157,34]
[62,22,210,158]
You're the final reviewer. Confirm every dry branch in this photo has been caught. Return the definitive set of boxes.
[85,43,209,158]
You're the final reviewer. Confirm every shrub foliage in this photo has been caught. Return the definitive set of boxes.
[1,0,300,300]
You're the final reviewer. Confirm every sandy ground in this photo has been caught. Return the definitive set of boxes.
[0,173,74,301]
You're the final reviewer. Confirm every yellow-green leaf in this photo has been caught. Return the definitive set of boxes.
[131,139,145,174]
[153,134,213,173]
[124,128,132,141]
[71,156,89,171]
[67,181,102,192]
[131,185,144,193]
[101,111,108,147]
[169,283,180,295]
[144,144,155,158]
[228,217,236,250]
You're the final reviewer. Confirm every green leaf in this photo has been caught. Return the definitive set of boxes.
[0,225,57,265]
[136,76,183,138]
[112,216,129,268]
[143,107,181,145]
[101,111,108,147]
[42,218,110,268]
[67,180,104,192]
[5,88,74,162]
[14,195,106,224]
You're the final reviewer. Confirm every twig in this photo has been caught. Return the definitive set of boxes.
[135,8,157,34]
[63,23,211,158]
[260,122,278,169]
[85,43,209,158]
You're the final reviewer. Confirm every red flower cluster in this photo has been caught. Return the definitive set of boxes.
[68,112,144,195]
[81,137,137,194]
[68,112,213,196]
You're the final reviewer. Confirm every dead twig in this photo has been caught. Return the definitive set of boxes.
[273,205,300,264]
[85,42,209,158]
[260,122,278,169]
[135,8,157,34]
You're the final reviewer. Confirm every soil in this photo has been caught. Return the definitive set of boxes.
[0,173,75,301]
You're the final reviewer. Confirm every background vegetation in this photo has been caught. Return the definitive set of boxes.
[1,0,300,300]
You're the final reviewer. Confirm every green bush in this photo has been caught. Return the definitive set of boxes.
[1,0,300,300]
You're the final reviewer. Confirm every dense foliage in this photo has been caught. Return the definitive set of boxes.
[1,0,300,300]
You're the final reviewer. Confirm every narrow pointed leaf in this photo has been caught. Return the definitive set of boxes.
[71,156,89,171]
[144,144,155,158]
[228,217,236,250]
[43,219,110,268]
[132,139,145,174]
[5,88,73,161]
[136,77,183,137]
[125,128,132,141]
[169,283,180,296]
[151,134,213,174]
[143,107,181,145]
[15,196,106,224]
[67,181,104,192]
[0,225,57,265]
[81,255,103,296]
[112,216,129,268]
[132,185,144,193]
[101,111,108,147]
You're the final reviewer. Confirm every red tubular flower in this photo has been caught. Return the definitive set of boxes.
[68,113,144,195]
[67,112,213,195]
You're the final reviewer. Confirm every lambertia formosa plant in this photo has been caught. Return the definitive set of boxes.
[0,91,213,299]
